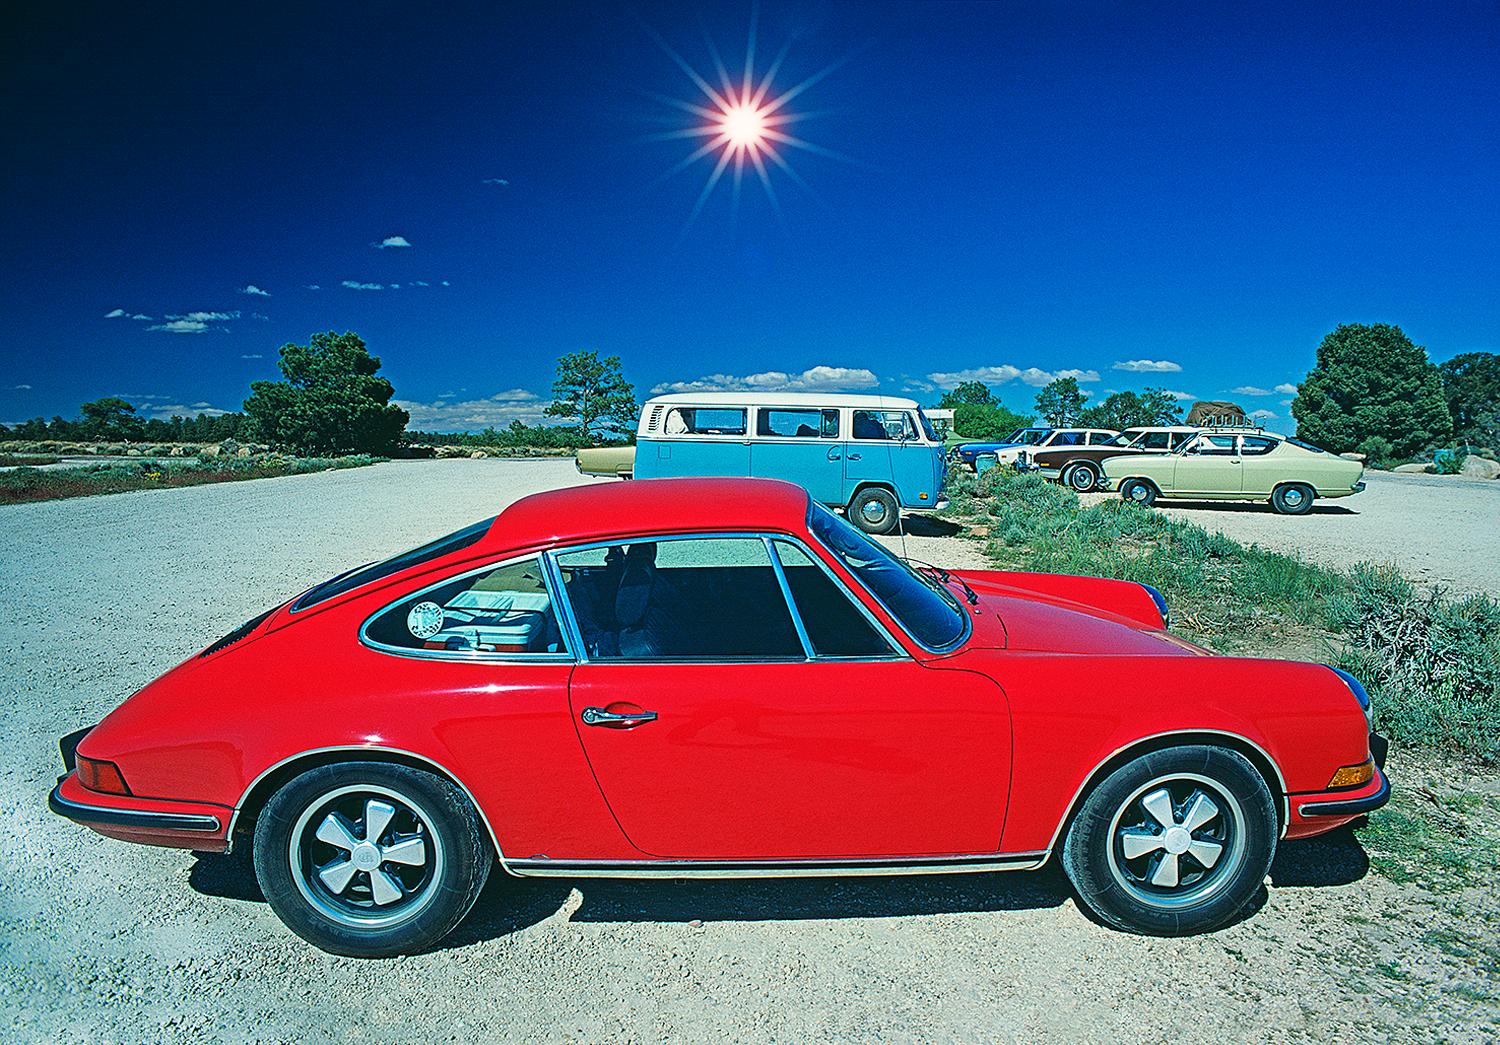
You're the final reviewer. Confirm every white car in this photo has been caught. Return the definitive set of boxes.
[991,428,1119,468]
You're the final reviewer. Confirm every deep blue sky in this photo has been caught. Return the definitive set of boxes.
[3,1,1496,430]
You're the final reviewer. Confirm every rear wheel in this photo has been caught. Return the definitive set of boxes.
[253,762,492,957]
[847,487,900,535]
[1271,483,1314,515]
[1064,462,1101,492]
[1061,745,1277,935]
[1120,479,1157,507]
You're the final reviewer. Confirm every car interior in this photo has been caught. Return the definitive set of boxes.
[364,559,567,655]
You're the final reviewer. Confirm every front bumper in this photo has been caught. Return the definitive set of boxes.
[1292,731,1391,820]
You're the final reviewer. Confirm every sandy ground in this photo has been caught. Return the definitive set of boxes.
[1081,470,1500,597]
[3,459,1497,1042]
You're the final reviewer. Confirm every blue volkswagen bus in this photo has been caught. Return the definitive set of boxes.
[631,392,948,534]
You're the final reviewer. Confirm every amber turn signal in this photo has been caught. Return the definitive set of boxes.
[76,756,131,796]
[1326,759,1374,790]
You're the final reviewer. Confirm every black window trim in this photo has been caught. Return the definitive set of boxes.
[358,552,575,664]
[544,531,910,665]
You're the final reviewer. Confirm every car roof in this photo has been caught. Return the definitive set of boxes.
[644,391,921,409]
[486,477,814,552]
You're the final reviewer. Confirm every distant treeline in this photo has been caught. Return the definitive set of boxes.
[406,420,630,450]
[1,403,253,444]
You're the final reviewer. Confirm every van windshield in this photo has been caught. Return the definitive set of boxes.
[808,503,967,650]
[916,409,940,442]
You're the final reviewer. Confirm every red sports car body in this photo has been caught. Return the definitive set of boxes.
[51,477,1387,955]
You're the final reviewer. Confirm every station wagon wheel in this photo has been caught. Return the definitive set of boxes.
[253,762,492,957]
[1060,745,1276,935]
[1064,462,1100,493]
[847,487,900,535]
[1120,479,1156,507]
[1271,483,1315,516]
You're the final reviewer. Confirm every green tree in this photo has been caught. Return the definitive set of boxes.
[243,331,408,454]
[1079,388,1185,429]
[1034,377,1088,427]
[545,351,637,441]
[938,380,998,410]
[952,403,1032,440]
[1439,351,1500,445]
[1291,324,1452,456]
[79,397,145,440]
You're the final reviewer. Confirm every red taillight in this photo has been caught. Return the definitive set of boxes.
[76,756,131,795]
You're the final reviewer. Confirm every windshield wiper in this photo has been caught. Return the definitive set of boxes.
[905,556,979,606]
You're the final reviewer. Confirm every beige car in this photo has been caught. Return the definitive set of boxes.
[1099,430,1365,515]
[575,445,636,478]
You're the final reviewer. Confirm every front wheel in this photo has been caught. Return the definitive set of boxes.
[847,487,900,535]
[1064,462,1101,492]
[1120,479,1157,507]
[253,762,493,957]
[1061,745,1277,935]
[1271,483,1315,515]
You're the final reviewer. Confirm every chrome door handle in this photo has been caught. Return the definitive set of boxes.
[581,707,658,727]
[826,448,842,461]
[848,452,862,461]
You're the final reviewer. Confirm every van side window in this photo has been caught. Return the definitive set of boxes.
[663,407,747,436]
[758,408,840,439]
[852,410,917,441]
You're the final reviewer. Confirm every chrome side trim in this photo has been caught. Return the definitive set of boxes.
[1040,729,1292,853]
[49,786,223,832]
[506,852,1048,879]
[225,745,514,875]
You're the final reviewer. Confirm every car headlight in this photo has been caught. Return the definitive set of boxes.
[1329,666,1373,730]
[1140,584,1170,628]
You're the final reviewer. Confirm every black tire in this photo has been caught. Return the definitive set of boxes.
[1120,479,1157,507]
[1064,462,1100,493]
[252,762,493,957]
[847,487,900,535]
[1271,483,1315,516]
[1060,745,1277,936]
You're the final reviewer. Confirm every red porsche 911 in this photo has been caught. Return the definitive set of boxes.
[50,477,1388,956]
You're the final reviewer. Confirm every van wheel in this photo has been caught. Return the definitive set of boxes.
[1120,479,1157,507]
[848,488,900,535]
[1271,483,1314,515]
[1064,462,1100,492]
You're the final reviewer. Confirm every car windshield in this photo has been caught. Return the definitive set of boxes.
[1004,428,1050,446]
[292,516,497,611]
[807,503,967,649]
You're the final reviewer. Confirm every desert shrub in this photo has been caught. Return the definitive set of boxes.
[0,454,385,504]
[1432,450,1468,475]
[1330,566,1500,761]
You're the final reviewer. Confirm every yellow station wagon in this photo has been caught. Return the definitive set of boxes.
[1099,429,1366,515]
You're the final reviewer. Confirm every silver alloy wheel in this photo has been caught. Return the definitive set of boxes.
[1129,482,1151,503]
[287,784,446,930]
[1282,486,1306,509]
[1105,772,1247,908]
[859,496,889,525]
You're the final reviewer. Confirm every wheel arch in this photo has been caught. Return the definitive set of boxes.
[848,479,897,501]
[227,746,512,872]
[1118,474,1162,495]
[1042,729,1289,862]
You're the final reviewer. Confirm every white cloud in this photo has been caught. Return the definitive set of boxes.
[925,364,1098,390]
[238,284,270,297]
[1249,409,1276,420]
[143,402,230,420]
[1054,368,1101,383]
[376,236,412,249]
[11,384,32,390]
[241,353,263,359]
[1113,359,1183,373]
[1163,390,1197,401]
[130,314,152,321]
[412,280,429,286]
[652,365,879,395]
[104,308,126,318]
[441,280,451,286]
[482,177,510,185]
[1231,386,1273,396]
[1274,383,1298,395]
[147,310,240,334]
[341,280,385,291]
[396,389,549,430]
[305,284,321,290]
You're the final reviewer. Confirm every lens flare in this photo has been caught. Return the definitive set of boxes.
[721,103,767,150]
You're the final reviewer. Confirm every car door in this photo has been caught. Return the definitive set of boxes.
[1236,435,1283,496]
[554,535,1011,860]
[1173,434,1242,494]
[749,406,844,505]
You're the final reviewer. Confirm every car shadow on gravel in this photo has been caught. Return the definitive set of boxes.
[1163,501,1358,516]
[901,516,963,537]
[1269,824,1371,888]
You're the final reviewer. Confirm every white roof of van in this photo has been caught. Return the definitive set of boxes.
[644,391,922,409]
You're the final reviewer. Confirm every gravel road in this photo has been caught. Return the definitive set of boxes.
[1082,470,1500,597]
[3,460,1496,1042]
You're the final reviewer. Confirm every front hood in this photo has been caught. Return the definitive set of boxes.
[958,575,1206,656]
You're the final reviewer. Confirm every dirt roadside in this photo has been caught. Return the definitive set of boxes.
[2,459,1496,1042]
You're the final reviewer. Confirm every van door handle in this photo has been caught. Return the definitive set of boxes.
[826,448,842,461]
[847,453,862,461]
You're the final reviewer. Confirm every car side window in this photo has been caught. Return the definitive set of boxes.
[852,410,916,441]
[1087,431,1114,445]
[663,407,748,436]
[1240,436,1278,456]
[1169,432,1193,449]
[772,541,898,658]
[1192,435,1238,456]
[1054,432,1085,446]
[1140,432,1170,449]
[555,537,804,661]
[758,408,839,439]
[363,557,568,656]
